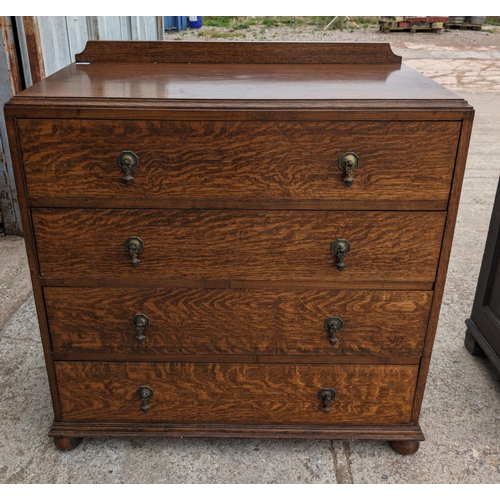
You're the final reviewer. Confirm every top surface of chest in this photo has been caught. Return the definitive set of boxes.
[11,41,462,106]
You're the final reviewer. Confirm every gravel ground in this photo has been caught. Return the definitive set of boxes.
[167,22,500,49]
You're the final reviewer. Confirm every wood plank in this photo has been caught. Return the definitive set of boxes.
[54,361,418,425]
[32,209,446,284]
[75,41,402,64]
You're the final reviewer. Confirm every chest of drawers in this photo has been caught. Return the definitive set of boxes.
[4,41,474,454]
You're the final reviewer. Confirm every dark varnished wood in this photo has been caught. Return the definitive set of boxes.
[18,119,459,205]
[49,422,424,442]
[53,436,83,451]
[15,62,459,102]
[54,361,418,425]
[390,440,420,455]
[51,353,422,365]
[464,176,500,374]
[45,288,432,357]
[6,100,472,115]
[32,209,446,284]
[75,41,403,65]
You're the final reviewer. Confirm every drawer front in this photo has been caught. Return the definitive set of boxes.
[46,288,432,356]
[55,361,418,425]
[33,209,445,285]
[19,119,459,204]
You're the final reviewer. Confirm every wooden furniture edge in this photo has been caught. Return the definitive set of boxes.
[75,40,402,65]
[411,112,475,421]
[3,108,63,420]
[49,422,424,441]
[5,99,471,114]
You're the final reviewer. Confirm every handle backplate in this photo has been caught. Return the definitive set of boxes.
[330,239,350,271]
[132,314,150,342]
[137,386,153,412]
[318,388,336,413]
[124,236,144,267]
[118,151,139,186]
[324,317,343,345]
[338,152,359,187]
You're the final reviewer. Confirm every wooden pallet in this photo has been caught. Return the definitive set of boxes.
[379,24,442,34]
[444,22,483,31]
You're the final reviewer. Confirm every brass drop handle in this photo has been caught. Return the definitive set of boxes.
[338,152,359,187]
[132,314,150,342]
[324,317,343,345]
[318,388,336,413]
[118,151,139,186]
[137,386,153,412]
[124,236,144,267]
[330,239,350,271]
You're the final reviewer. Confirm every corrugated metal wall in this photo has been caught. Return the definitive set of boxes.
[38,16,160,77]
[0,16,161,234]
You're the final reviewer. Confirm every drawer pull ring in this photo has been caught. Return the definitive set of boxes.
[324,317,343,345]
[124,236,144,267]
[132,314,150,342]
[137,386,153,412]
[338,152,359,187]
[330,239,350,271]
[318,388,336,413]
[118,151,139,186]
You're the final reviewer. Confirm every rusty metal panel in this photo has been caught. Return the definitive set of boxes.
[0,16,22,234]
[23,16,45,84]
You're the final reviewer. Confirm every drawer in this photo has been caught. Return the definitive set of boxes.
[54,361,418,425]
[46,288,432,356]
[32,209,446,285]
[19,119,460,205]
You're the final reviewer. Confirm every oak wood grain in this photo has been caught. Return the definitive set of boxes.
[45,288,432,356]
[32,209,446,284]
[19,119,459,204]
[54,361,418,425]
[3,112,64,420]
[3,40,474,449]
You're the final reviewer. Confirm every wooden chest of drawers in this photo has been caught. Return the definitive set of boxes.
[4,41,474,454]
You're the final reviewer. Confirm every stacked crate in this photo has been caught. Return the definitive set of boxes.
[379,16,449,33]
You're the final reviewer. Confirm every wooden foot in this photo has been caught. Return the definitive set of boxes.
[464,328,485,356]
[389,440,420,455]
[53,436,84,451]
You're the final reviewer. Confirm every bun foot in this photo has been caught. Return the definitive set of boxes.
[389,440,420,455]
[53,436,84,451]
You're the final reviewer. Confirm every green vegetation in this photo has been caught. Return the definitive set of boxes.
[200,16,379,31]
[485,16,500,26]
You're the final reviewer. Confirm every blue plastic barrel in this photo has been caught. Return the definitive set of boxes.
[189,16,203,29]
[164,16,187,32]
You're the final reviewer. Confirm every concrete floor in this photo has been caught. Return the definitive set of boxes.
[1,31,500,483]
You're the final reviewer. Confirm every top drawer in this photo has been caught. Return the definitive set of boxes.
[18,119,460,207]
